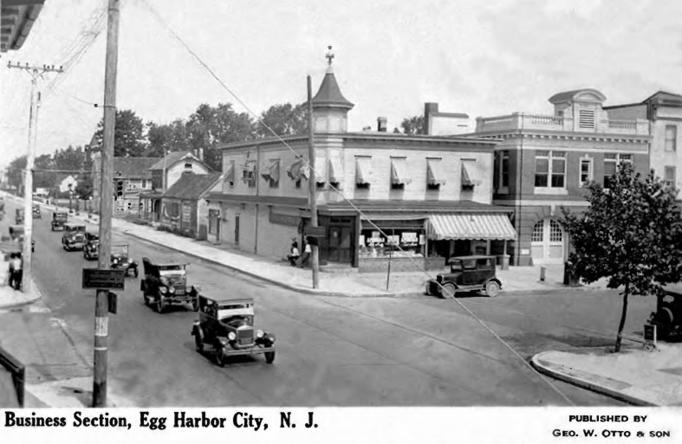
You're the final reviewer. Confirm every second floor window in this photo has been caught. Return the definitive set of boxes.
[665,125,677,152]
[665,166,676,186]
[535,151,565,189]
[500,151,510,189]
[579,157,593,187]
[603,153,632,188]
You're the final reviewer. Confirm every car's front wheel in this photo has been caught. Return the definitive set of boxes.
[194,333,204,353]
[156,296,166,313]
[265,351,275,364]
[440,282,456,299]
[215,347,226,367]
[485,280,501,297]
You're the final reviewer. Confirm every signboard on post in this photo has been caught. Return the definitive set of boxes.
[304,226,326,237]
[82,269,125,290]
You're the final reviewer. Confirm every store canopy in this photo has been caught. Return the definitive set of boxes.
[286,158,304,181]
[461,163,475,188]
[428,214,516,240]
[261,159,280,182]
[315,156,326,183]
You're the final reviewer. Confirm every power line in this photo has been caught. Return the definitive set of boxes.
[137,0,575,405]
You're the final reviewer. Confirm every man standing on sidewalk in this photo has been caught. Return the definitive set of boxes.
[8,253,23,291]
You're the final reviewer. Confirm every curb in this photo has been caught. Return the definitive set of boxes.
[121,230,414,298]
[0,278,43,310]
[530,352,655,407]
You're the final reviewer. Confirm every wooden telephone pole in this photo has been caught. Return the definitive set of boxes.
[307,76,320,289]
[93,0,120,408]
[6,61,63,294]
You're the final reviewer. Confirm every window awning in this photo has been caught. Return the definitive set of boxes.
[314,156,326,183]
[427,214,516,240]
[391,157,411,185]
[261,159,280,182]
[329,157,343,184]
[461,163,474,188]
[356,156,371,185]
[287,158,305,181]
[427,159,446,186]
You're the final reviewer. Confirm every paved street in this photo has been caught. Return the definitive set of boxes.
[0,199,655,406]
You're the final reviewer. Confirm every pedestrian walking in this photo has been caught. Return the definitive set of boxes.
[9,252,23,291]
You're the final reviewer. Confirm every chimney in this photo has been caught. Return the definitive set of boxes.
[377,116,387,132]
[424,102,439,135]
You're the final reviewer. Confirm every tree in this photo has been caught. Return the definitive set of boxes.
[92,109,146,157]
[399,115,425,135]
[186,103,254,171]
[145,119,190,157]
[33,154,56,189]
[74,174,93,200]
[255,102,307,138]
[561,163,682,352]
[7,155,27,193]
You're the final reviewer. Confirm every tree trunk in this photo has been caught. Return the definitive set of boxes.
[615,283,630,352]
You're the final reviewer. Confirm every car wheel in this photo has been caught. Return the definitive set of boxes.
[265,351,275,364]
[194,333,204,353]
[485,281,501,297]
[441,282,456,299]
[133,267,138,278]
[156,297,166,313]
[215,347,226,367]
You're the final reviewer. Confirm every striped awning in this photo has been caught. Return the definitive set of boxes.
[428,213,516,240]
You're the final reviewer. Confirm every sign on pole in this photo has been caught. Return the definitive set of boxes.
[82,269,125,290]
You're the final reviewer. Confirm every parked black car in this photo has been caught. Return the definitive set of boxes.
[648,285,682,340]
[191,295,275,366]
[32,205,41,219]
[111,244,138,277]
[140,257,198,312]
[83,232,99,260]
[51,212,68,231]
[61,223,86,251]
[425,255,502,298]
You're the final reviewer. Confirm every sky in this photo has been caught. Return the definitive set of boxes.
[1,0,681,169]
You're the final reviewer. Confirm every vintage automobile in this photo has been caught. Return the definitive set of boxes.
[191,295,275,366]
[8,225,34,252]
[140,257,198,312]
[82,232,100,260]
[51,212,68,231]
[111,244,138,277]
[32,204,41,219]
[425,255,502,299]
[647,285,682,341]
[61,223,86,251]
[15,208,24,225]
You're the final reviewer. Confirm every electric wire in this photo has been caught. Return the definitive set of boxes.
[137,0,576,405]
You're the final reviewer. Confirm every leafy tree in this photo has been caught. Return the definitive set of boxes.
[33,154,56,189]
[186,103,254,171]
[53,145,86,172]
[561,163,682,352]
[92,109,146,157]
[7,155,27,192]
[145,119,190,157]
[74,174,93,199]
[255,102,307,138]
[400,115,425,135]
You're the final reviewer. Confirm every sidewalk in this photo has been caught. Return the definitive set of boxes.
[532,342,682,406]
[33,199,608,297]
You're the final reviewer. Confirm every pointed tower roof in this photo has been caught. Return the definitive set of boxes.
[312,47,354,110]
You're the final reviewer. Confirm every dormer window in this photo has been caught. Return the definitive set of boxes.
[184,162,192,170]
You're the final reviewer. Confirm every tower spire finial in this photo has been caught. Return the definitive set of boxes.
[325,45,334,66]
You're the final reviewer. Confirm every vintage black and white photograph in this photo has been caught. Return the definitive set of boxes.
[0,0,681,441]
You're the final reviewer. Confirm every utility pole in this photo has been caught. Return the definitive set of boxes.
[306,76,319,289]
[6,61,63,294]
[93,0,120,408]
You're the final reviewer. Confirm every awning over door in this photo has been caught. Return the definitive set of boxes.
[428,213,516,240]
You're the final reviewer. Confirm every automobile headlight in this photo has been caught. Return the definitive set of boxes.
[159,286,167,294]
[186,286,192,293]
[267,333,276,343]
[256,329,264,339]
[227,332,236,341]
[168,286,175,294]
[112,258,119,264]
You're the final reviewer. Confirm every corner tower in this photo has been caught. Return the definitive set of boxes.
[312,47,354,133]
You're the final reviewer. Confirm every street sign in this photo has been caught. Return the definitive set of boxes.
[304,226,326,237]
[82,269,125,290]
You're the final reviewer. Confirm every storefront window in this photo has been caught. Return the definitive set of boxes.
[358,228,425,258]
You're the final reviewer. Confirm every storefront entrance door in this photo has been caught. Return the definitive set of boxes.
[327,225,352,263]
[530,218,564,265]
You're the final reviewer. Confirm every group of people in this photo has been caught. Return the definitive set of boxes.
[7,252,23,290]
[287,238,312,267]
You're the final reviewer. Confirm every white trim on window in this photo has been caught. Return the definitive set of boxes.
[579,155,594,187]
